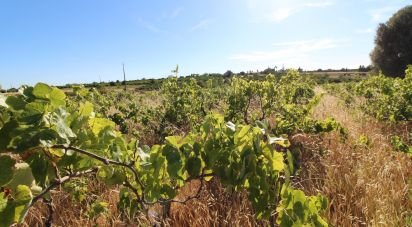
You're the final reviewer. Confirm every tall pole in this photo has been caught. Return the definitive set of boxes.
[123,63,127,91]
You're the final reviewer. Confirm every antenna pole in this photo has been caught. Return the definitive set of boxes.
[123,63,127,91]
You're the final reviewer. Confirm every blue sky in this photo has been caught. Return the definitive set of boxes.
[0,0,411,88]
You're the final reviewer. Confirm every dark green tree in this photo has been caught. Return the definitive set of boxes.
[370,5,412,78]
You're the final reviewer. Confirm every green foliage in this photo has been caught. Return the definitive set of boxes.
[277,185,328,226]
[355,66,412,121]
[0,156,15,187]
[371,6,412,78]
[0,82,329,225]
[87,200,109,219]
[226,70,316,134]
[391,136,412,155]
[160,77,223,130]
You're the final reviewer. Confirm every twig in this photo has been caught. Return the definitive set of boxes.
[31,168,97,206]
[52,145,146,195]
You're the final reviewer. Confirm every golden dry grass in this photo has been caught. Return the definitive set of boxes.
[23,178,266,227]
[299,91,412,226]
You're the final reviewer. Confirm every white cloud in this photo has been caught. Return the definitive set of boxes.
[369,6,397,22]
[190,19,212,31]
[246,0,335,22]
[230,38,345,62]
[170,7,184,19]
[355,28,374,34]
[266,8,296,22]
[137,18,162,33]
[304,2,334,7]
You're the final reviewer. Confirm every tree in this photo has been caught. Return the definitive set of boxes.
[223,70,234,78]
[370,5,412,78]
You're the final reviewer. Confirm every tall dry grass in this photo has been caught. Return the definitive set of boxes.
[297,92,412,226]
[23,177,267,227]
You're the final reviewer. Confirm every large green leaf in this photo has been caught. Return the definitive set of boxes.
[49,88,66,107]
[5,96,26,111]
[97,166,125,186]
[0,121,18,151]
[13,185,32,223]
[186,156,201,177]
[165,136,184,149]
[89,118,115,136]
[272,151,285,172]
[0,155,16,186]
[0,192,7,212]
[32,83,52,99]
[79,101,94,116]
[5,163,35,191]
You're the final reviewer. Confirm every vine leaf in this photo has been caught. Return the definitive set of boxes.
[186,157,201,177]
[0,155,16,187]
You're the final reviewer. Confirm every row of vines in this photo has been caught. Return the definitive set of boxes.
[324,66,412,154]
[0,70,347,226]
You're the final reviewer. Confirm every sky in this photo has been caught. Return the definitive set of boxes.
[0,0,411,88]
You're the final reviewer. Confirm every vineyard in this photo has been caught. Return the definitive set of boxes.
[0,68,411,226]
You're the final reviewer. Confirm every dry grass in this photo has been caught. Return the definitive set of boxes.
[23,177,266,227]
[298,91,412,226]
[23,178,151,227]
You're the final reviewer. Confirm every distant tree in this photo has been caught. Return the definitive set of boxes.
[359,65,366,72]
[370,5,412,77]
[109,81,116,86]
[7,88,18,93]
[116,80,120,84]
[239,71,246,75]
[223,70,234,78]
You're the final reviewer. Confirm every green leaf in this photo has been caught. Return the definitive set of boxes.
[238,125,251,139]
[49,88,66,107]
[0,155,16,186]
[272,151,285,172]
[163,145,183,179]
[32,83,52,99]
[13,185,32,223]
[89,118,115,136]
[0,202,14,227]
[5,96,26,111]
[0,121,18,151]
[51,109,76,141]
[14,185,32,205]
[5,163,35,191]
[97,166,114,182]
[186,157,201,177]
[97,166,125,185]
[0,192,7,212]
[165,136,184,149]
[79,101,94,116]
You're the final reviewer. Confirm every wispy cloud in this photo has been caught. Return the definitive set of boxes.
[170,7,184,19]
[190,19,212,31]
[304,2,334,8]
[266,8,296,22]
[369,6,397,22]
[355,28,374,34]
[246,0,335,22]
[230,38,345,62]
[137,18,162,33]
